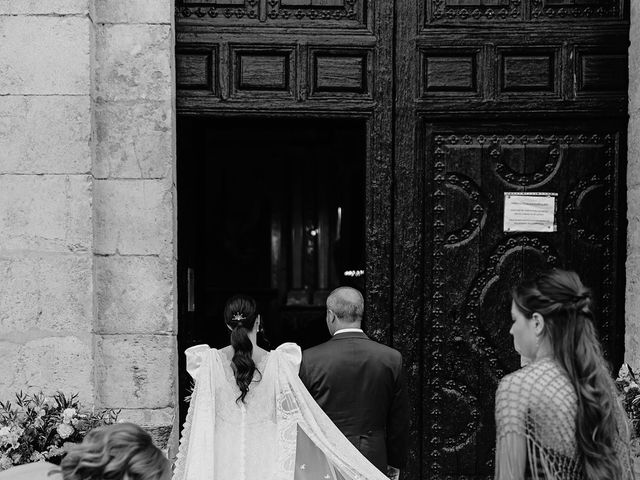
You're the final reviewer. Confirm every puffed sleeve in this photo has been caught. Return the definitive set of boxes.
[185,344,211,380]
[275,342,302,373]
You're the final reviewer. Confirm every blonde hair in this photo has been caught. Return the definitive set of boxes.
[60,423,170,480]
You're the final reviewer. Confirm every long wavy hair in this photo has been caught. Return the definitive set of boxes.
[224,294,261,403]
[512,269,623,480]
[59,422,170,480]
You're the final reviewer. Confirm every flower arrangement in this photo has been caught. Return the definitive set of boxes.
[0,391,119,471]
[616,364,640,437]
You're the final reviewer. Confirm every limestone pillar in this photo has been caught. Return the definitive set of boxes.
[91,0,177,448]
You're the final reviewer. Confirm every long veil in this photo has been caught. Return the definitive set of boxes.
[172,343,389,480]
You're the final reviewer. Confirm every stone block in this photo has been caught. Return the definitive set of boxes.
[627,255,640,367]
[628,187,640,254]
[116,408,175,448]
[628,123,640,188]
[93,179,173,256]
[0,16,89,95]
[631,3,640,115]
[0,336,93,404]
[0,0,88,14]
[0,252,92,337]
[93,0,172,24]
[95,334,176,409]
[95,255,175,334]
[0,95,91,174]
[0,175,92,252]
[94,24,171,102]
[94,100,172,179]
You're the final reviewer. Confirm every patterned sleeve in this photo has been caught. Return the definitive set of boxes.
[494,372,528,480]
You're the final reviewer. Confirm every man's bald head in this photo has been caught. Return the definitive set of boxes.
[326,287,364,324]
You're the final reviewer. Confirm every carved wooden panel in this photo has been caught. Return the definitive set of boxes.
[311,50,369,94]
[232,48,294,95]
[498,48,559,95]
[426,0,624,23]
[576,49,628,94]
[421,49,480,96]
[427,0,523,23]
[531,0,623,19]
[423,125,624,478]
[175,0,366,28]
[177,50,216,92]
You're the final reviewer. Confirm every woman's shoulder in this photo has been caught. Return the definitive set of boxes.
[497,365,531,396]
[272,343,302,369]
[497,359,568,399]
[0,462,62,480]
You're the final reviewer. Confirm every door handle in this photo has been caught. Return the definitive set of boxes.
[187,267,195,312]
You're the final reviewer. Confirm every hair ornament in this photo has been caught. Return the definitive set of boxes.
[232,312,246,322]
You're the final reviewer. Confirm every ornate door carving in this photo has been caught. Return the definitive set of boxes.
[420,127,625,476]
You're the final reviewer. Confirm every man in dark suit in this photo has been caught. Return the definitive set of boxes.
[299,287,409,480]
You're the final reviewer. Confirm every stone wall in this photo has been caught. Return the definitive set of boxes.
[0,0,94,402]
[628,1,640,369]
[0,0,177,450]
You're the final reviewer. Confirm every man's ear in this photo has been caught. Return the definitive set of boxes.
[531,312,545,336]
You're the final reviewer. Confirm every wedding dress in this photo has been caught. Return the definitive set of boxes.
[171,343,390,480]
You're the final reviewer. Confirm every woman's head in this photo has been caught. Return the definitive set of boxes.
[60,422,170,480]
[510,269,593,361]
[224,294,259,332]
[511,268,624,480]
[224,294,261,403]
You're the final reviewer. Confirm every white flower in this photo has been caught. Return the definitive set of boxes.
[56,423,75,439]
[3,427,23,450]
[0,426,10,438]
[62,408,77,424]
[44,397,57,408]
[30,451,45,462]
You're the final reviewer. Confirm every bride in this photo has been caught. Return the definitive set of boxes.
[172,294,390,480]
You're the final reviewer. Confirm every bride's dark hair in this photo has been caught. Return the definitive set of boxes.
[224,294,260,403]
[512,269,624,480]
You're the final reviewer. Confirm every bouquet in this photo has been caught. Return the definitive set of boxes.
[0,391,119,471]
[616,364,640,436]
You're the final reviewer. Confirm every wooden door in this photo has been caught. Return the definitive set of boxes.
[176,0,629,477]
[393,1,629,478]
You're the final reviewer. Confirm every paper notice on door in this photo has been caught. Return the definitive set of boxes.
[503,192,557,233]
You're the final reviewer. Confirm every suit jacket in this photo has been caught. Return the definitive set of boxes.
[299,331,409,472]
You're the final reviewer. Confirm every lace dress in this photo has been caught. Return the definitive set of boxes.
[172,343,389,480]
[494,357,634,480]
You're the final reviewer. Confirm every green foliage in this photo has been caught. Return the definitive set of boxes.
[0,391,119,471]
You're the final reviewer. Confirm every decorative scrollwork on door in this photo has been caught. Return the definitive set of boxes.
[429,0,522,23]
[531,0,621,20]
[176,0,362,24]
[442,173,489,246]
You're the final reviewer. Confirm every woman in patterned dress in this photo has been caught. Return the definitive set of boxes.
[494,269,634,480]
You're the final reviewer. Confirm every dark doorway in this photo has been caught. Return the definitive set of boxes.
[177,117,366,421]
